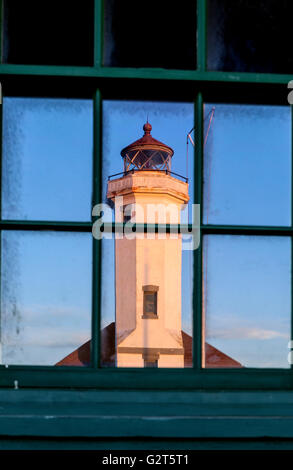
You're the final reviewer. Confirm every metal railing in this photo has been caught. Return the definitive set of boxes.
[108,169,188,183]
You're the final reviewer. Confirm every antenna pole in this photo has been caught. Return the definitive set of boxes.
[186,135,189,180]
[204,107,215,148]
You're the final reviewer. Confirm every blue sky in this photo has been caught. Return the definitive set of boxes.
[1,97,93,365]
[1,231,92,365]
[204,235,291,368]
[2,97,93,221]
[204,104,291,226]
[0,97,291,368]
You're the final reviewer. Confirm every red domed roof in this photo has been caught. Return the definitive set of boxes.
[121,122,174,161]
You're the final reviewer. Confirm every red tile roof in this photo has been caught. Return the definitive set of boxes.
[56,322,242,368]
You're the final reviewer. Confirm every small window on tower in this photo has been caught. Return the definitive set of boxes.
[142,286,158,319]
[143,352,159,368]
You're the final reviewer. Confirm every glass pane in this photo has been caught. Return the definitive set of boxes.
[3,0,94,66]
[100,99,195,368]
[101,238,116,368]
[101,238,194,368]
[203,104,291,226]
[2,97,93,221]
[207,0,293,73]
[145,293,156,314]
[203,235,291,368]
[103,100,194,222]
[1,231,92,366]
[103,0,197,69]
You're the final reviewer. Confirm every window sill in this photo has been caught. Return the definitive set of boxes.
[1,388,293,443]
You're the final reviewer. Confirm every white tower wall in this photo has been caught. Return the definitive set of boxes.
[107,171,189,368]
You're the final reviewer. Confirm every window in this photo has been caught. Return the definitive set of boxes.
[0,0,291,392]
[2,97,93,221]
[103,0,197,69]
[143,352,159,368]
[101,100,194,369]
[2,0,94,66]
[207,0,293,74]
[203,104,291,226]
[0,97,93,367]
[143,286,158,319]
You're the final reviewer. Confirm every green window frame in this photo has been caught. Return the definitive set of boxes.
[0,0,292,391]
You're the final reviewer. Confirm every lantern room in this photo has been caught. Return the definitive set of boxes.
[120,122,174,172]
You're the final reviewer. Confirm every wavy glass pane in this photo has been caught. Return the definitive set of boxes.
[103,100,194,220]
[104,0,197,69]
[203,104,291,226]
[2,97,93,221]
[3,0,94,66]
[101,101,195,367]
[101,238,194,368]
[203,235,291,368]
[207,0,293,73]
[0,232,92,366]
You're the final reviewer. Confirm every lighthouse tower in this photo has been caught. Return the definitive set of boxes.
[107,122,189,367]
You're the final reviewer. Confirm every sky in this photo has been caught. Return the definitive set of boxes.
[203,104,291,368]
[204,235,291,368]
[204,104,291,226]
[0,97,291,368]
[1,231,92,365]
[1,97,93,365]
[2,97,93,221]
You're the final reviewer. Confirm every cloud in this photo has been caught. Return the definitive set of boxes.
[10,326,90,348]
[207,326,288,341]
[19,304,89,319]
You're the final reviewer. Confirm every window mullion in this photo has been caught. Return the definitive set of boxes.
[201,224,293,236]
[290,106,293,369]
[0,0,3,64]
[91,88,102,368]
[193,92,203,369]
[0,220,92,231]
[0,75,3,367]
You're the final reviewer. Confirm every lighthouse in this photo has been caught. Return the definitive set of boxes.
[57,122,242,369]
[107,122,189,367]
